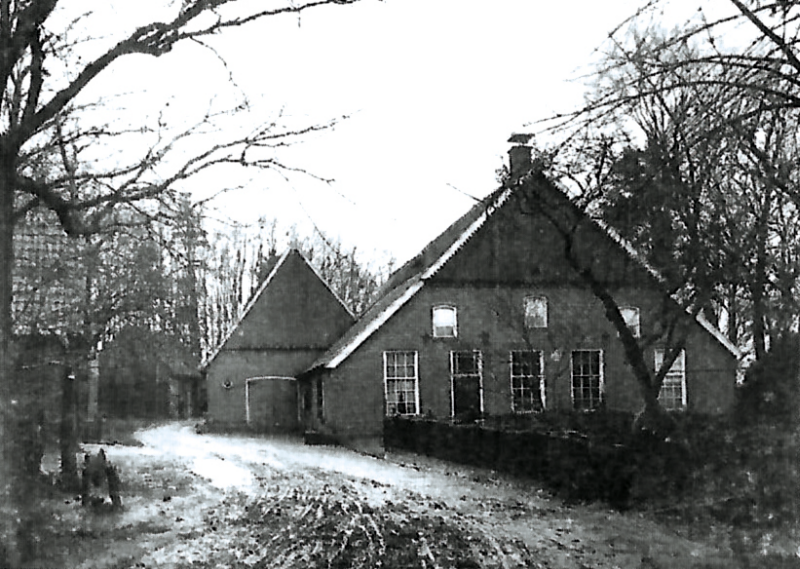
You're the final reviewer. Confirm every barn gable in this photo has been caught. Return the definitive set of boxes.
[207,249,355,364]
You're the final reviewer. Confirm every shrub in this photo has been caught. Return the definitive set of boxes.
[737,334,800,427]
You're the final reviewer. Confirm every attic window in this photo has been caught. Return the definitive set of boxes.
[432,306,457,338]
[523,296,547,329]
[620,306,640,338]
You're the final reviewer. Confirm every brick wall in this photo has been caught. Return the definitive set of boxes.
[317,283,736,443]
[206,349,320,425]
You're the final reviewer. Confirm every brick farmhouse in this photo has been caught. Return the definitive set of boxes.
[206,145,739,448]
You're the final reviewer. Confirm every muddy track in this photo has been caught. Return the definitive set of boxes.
[126,423,742,569]
[17,422,746,568]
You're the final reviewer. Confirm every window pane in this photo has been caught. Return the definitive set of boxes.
[571,350,602,410]
[655,349,686,410]
[452,351,479,375]
[621,307,640,338]
[524,296,547,328]
[386,351,417,379]
[433,306,457,337]
[511,351,544,413]
[384,351,418,415]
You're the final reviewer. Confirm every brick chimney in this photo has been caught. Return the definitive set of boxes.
[507,133,533,179]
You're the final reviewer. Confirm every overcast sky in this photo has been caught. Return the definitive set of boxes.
[83,0,708,267]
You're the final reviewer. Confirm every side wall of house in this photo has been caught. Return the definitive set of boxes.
[319,284,736,442]
[206,349,320,426]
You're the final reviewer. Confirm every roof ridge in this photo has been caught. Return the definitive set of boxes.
[296,250,356,319]
[378,187,506,293]
[309,187,512,371]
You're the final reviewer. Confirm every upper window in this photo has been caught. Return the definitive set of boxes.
[571,350,604,410]
[620,306,640,338]
[384,351,419,416]
[510,350,545,413]
[432,305,457,338]
[655,349,686,411]
[524,296,548,329]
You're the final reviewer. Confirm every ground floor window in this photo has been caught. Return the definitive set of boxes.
[571,350,603,410]
[510,350,545,412]
[450,350,483,418]
[655,349,686,410]
[383,351,419,415]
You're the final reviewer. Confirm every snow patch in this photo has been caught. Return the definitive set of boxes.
[192,457,254,489]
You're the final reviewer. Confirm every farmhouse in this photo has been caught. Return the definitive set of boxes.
[296,145,739,448]
[204,248,354,432]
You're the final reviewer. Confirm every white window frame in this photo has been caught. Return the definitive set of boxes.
[383,351,420,416]
[620,306,640,338]
[449,350,484,417]
[432,305,458,338]
[510,350,546,413]
[523,296,548,329]
[570,349,604,410]
[654,348,687,410]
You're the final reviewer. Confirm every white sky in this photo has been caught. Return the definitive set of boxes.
[75,0,717,267]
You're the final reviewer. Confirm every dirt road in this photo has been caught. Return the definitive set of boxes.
[42,422,743,569]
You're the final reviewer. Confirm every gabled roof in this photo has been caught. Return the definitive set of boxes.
[309,187,511,371]
[204,248,354,368]
[308,172,739,372]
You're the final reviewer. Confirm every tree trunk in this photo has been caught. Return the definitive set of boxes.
[87,355,99,423]
[587,269,676,435]
[752,188,772,361]
[727,282,738,346]
[0,158,21,568]
[59,367,80,491]
[552,209,679,438]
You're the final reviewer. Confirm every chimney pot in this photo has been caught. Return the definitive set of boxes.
[508,145,532,179]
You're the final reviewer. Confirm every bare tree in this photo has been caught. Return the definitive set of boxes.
[545,7,800,359]
[524,4,800,425]
[505,166,697,434]
[0,1,366,565]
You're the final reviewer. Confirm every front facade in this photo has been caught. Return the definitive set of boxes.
[300,165,739,446]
